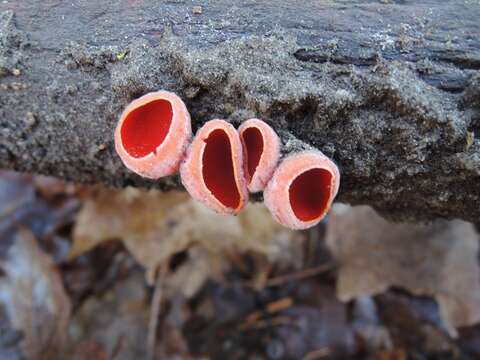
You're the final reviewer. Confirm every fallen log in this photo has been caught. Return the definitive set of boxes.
[0,1,479,223]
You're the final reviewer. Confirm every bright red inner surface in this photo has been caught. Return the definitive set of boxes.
[120,99,173,158]
[242,127,264,182]
[202,129,241,209]
[289,168,332,221]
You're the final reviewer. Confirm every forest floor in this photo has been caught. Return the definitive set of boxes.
[0,170,480,360]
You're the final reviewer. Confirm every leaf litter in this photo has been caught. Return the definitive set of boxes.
[0,171,480,358]
[0,229,71,359]
[326,204,480,337]
[71,187,300,289]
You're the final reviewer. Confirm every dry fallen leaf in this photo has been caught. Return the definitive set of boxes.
[71,187,299,292]
[0,229,72,359]
[325,205,480,337]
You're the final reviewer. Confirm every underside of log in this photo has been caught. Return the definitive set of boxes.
[0,1,479,224]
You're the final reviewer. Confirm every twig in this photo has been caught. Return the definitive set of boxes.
[147,262,169,360]
[243,297,294,326]
[303,348,331,360]
[110,334,125,360]
[240,315,292,331]
[305,225,321,266]
[263,262,336,287]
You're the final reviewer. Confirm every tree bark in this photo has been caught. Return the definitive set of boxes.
[0,1,479,223]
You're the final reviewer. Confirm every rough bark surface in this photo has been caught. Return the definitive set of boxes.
[0,1,479,223]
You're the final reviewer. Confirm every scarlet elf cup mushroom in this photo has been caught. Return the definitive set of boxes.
[114,91,192,179]
[238,119,280,193]
[114,91,340,228]
[264,150,340,230]
[180,119,249,215]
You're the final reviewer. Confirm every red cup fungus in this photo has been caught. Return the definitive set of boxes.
[180,119,248,215]
[114,90,192,179]
[238,119,280,193]
[264,151,340,230]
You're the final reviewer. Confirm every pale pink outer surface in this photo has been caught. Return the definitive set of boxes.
[114,90,192,179]
[180,119,249,215]
[238,119,281,193]
[264,151,340,230]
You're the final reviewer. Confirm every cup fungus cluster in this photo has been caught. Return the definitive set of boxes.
[114,90,340,230]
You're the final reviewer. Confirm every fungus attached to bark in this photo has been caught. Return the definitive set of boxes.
[238,119,280,192]
[114,90,192,179]
[180,119,248,215]
[264,151,340,230]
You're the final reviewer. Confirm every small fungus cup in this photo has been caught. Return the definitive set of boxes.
[238,119,280,193]
[180,119,248,215]
[114,90,192,179]
[264,150,340,230]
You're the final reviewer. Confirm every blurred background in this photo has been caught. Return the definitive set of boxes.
[0,169,479,360]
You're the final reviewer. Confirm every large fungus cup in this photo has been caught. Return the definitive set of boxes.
[180,119,248,215]
[114,90,192,179]
[238,118,280,193]
[264,151,340,230]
